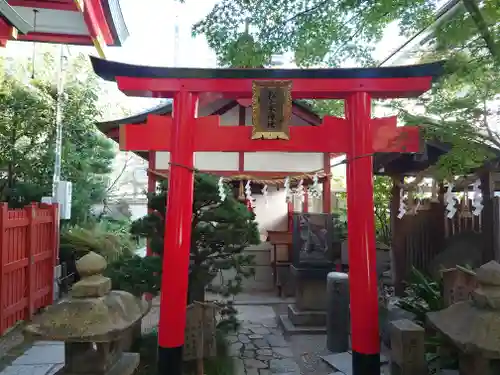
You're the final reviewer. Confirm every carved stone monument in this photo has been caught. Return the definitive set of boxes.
[279,213,338,333]
[24,252,150,375]
[427,261,500,375]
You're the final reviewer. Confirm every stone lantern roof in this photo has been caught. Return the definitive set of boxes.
[427,261,500,358]
[25,252,150,343]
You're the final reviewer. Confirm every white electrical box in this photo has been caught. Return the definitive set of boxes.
[41,196,53,204]
[55,181,72,220]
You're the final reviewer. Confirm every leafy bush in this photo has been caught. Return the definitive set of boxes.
[396,267,444,326]
[131,173,260,303]
[105,255,162,297]
[396,267,458,370]
[60,221,136,263]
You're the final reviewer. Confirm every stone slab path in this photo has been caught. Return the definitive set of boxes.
[232,305,301,375]
[0,341,63,375]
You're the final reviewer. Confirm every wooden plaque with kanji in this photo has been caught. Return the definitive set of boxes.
[183,302,217,362]
[251,80,292,140]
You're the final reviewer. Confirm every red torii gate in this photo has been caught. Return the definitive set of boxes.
[91,57,443,375]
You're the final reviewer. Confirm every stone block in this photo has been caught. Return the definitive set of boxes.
[390,319,426,375]
[12,345,65,365]
[287,304,326,326]
[442,268,477,307]
[326,272,349,353]
[321,351,352,375]
[295,279,327,311]
[1,365,58,375]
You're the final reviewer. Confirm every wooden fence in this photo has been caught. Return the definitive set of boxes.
[0,203,58,334]
[391,197,500,294]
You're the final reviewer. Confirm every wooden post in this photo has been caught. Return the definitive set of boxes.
[0,204,6,334]
[480,171,495,263]
[322,153,331,213]
[147,151,156,257]
[26,204,36,319]
[390,176,402,293]
[390,319,426,375]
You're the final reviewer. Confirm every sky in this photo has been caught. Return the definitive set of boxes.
[0,0,412,117]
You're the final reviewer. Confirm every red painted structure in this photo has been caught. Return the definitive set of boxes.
[97,97,332,257]
[0,203,59,334]
[0,0,128,56]
[91,56,444,375]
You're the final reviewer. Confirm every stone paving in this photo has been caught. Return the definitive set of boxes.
[0,341,63,375]
[229,321,299,375]
[232,305,302,375]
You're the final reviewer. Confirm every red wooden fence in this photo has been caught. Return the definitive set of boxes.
[0,203,58,334]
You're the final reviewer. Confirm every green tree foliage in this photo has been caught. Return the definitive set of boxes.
[0,53,115,222]
[131,173,260,302]
[194,0,499,179]
[193,0,439,67]
[396,1,500,179]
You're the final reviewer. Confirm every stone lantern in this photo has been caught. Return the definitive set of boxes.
[24,252,150,375]
[427,261,500,375]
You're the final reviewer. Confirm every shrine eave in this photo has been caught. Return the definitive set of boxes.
[2,0,128,50]
[0,1,31,34]
[91,56,445,82]
[374,140,500,176]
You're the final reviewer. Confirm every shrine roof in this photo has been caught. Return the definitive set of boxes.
[2,1,128,52]
[0,1,32,34]
[374,140,500,176]
[97,99,320,136]
[91,56,445,82]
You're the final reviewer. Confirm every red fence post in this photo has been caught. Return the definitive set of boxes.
[50,204,59,304]
[0,203,6,334]
[26,204,36,319]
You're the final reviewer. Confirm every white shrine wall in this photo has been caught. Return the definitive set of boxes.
[155,100,323,172]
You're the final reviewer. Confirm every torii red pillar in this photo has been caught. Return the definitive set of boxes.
[90,55,443,375]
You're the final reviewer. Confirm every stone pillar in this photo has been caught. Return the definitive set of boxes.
[326,272,349,353]
[390,319,426,375]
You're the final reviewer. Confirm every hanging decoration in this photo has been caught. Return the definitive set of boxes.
[217,177,226,202]
[295,179,305,203]
[309,173,321,199]
[445,183,457,219]
[284,177,292,202]
[397,190,406,219]
[245,180,255,208]
[472,179,483,216]
[261,184,269,206]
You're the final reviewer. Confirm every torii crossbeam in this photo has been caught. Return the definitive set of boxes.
[91,56,444,375]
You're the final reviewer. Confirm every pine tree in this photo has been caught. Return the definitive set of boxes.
[131,173,260,303]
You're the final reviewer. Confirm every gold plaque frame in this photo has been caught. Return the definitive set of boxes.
[251,80,292,140]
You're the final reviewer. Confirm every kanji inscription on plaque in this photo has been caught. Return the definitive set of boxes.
[251,80,292,140]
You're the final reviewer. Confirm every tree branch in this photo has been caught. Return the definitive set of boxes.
[461,0,500,65]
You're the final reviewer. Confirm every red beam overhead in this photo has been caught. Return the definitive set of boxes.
[18,32,91,44]
[90,56,445,100]
[115,77,434,100]
[119,114,420,154]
